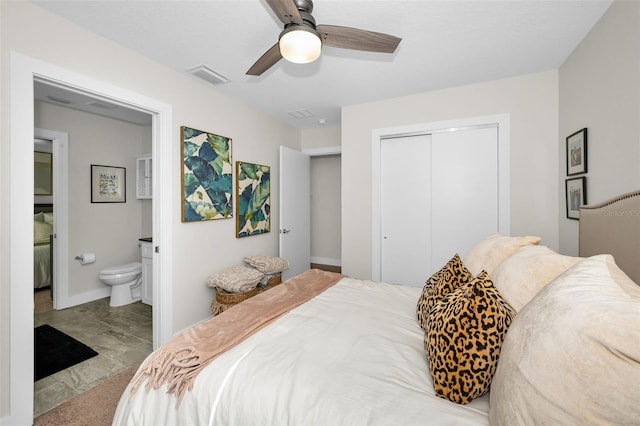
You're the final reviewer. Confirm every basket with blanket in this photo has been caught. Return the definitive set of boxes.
[208,256,289,315]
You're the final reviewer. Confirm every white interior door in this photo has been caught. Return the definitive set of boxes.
[381,134,432,286]
[430,127,498,268]
[279,146,310,280]
[380,126,500,286]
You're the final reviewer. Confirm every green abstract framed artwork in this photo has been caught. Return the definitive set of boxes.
[235,161,270,238]
[181,126,233,222]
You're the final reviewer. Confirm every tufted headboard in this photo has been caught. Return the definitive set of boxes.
[579,190,640,284]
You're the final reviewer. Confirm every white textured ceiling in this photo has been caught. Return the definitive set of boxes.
[32,0,612,129]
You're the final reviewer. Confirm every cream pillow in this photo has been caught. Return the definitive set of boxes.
[489,255,640,425]
[463,233,541,276]
[43,212,54,225]
[244,256,289,274]
[491,245,582,312]
[34,212,45,222]
[206,265,264,293]
[34,220,52,244]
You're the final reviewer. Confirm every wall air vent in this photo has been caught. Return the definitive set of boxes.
[187,65,230,85]
[287,109,315,119]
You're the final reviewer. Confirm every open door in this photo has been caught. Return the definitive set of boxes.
[279,146,310,280]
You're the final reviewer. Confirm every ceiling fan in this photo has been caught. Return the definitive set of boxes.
[246,0,402,76]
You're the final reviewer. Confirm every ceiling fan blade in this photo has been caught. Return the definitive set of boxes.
[266,0,303,25]
[316,25,401,54]
[246,43,283,76]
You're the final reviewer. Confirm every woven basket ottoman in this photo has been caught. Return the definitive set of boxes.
[211,273,282,315]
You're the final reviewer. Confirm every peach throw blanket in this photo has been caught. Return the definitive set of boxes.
[129,269,344,405]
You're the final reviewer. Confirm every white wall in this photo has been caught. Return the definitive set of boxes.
[301,125,340,150]
[342,71,560,279]
[1,2,300,420]
[558,0,640,255]
[35,100,150,298]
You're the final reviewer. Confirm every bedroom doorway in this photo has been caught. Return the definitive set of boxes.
[34,128,69,312]
[279,145,342,280]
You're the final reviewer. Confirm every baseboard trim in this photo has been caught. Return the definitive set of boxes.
[310,256,341,267]
[59,287,111,310]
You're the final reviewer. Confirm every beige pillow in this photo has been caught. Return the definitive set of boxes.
[416,254,472,330]
[491,245,582,312]
[425,271,516,404]
[43,212,54,225]
[34,220,52,244]
[34,212,45,223]
[206,265,264,293]
[489,255,640,425]
[244,256,290,274]
[463,233,541,276]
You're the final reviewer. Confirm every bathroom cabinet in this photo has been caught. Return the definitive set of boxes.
[136,154,152,199]
[140,240,153,305]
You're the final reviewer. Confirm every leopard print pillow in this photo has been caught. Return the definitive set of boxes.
[416,254,473,330]
[425,270,516,404]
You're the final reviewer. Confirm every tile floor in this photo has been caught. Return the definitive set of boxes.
[34,296,152,417]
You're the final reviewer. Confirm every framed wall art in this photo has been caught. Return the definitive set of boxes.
[566,176,586,220]
[235,161,270,238]
[566,128,587,176]
[91,164,126,203]
[181,126,233,222]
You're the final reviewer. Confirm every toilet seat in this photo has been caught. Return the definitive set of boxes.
[100,262,142,276]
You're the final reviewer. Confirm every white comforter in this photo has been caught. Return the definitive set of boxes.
[113,277,489,425]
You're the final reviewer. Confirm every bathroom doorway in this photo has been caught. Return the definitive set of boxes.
[9,53,174,424]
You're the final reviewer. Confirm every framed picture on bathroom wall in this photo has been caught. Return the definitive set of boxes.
[181,126,233,222]
[91,164,126,203]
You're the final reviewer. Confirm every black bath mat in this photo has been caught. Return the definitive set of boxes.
[34,324,98,381]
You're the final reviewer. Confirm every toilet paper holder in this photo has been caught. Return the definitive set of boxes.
[75,253,96,265]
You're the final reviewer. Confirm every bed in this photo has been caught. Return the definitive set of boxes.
[579,189,640,284]
[113,193,640,426]
[34,204,53,289]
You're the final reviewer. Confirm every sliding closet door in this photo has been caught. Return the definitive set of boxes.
[380,126,499,286]
[380,134,431,286]
[430,127,498,269]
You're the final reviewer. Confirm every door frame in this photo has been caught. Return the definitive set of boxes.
[370,114,511,281]
[7,52,174,425]
[279,145,341,280]
[34,127,69,310]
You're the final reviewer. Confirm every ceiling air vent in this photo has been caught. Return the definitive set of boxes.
[188,65,230,85]
[86,100,116,109]
[287,109,315,119]
[46,95,72,105]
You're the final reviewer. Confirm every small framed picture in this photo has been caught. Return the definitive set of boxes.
[566,128,587,176]
[91,164,126,203]
[565,177,586,220]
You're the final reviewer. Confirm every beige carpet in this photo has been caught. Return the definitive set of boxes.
[34,364,138,426]
[34,288,53,315]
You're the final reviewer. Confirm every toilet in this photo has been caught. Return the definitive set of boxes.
[99,262,143,307]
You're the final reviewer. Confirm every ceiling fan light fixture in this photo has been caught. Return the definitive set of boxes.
[279,26,322,64]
